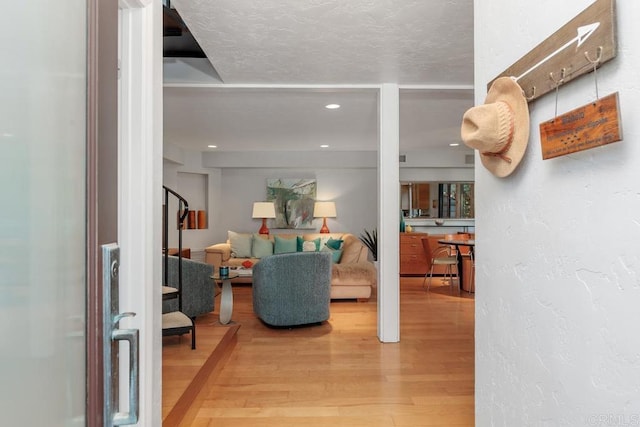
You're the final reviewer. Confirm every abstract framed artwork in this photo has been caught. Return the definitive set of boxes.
[266,178,316,229]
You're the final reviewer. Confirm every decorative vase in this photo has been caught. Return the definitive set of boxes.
[197,210,207,229]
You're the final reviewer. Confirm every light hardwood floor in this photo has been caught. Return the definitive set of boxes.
[166,276,475,427]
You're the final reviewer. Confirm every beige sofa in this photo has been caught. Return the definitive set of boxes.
[205,232,376,301]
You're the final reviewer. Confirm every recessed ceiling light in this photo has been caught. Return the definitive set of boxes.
[449,143,460,147]
[320,144,330,148]
[325,104,340,109]
[208,145,217,148]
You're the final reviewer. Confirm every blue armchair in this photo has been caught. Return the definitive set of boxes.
[252,251,332,326]
[163,255,214,318]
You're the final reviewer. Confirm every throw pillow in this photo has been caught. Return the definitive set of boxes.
[296,236,320,252]
[326,237,344,250]
[229,231,252,258]
[251,234,273,258]
[274,235,297,254]
[321,244,343,263]
[319,235,332,248]
[302,241,317,252]
[242,260,254,268]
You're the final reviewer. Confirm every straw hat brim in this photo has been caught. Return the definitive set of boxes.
[478,77,530,178]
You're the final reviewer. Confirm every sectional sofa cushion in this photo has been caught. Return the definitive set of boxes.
[338,234,366,264]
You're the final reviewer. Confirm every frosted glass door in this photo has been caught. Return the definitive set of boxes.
[0,2,88,426]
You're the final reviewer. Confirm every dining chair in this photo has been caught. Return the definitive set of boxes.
[421,237,459,292]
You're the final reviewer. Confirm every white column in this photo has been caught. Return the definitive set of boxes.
[117,0,162,425]
[377,84,400,342]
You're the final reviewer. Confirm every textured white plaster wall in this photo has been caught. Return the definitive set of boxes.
[475,0,640,425]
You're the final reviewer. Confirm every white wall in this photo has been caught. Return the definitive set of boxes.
[163,148,380,249]
[162,150,221,252]
[475,0,640,425]
[165,145,473,250]
[214,167,378,244]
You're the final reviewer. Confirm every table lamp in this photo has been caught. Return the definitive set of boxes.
[313,201,337,234]
[252,202,276,235]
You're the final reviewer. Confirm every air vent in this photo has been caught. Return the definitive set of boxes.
[465,154,474,165]
[399,154,406,163]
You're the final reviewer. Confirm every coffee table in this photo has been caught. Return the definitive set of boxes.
[212,271,239,325]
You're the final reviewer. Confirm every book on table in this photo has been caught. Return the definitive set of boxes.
[232,267,253,277]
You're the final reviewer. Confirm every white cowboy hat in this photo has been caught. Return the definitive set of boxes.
[461,76,530,178]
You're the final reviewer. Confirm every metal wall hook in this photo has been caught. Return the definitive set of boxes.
[549,69,566,119]
[549,68,567,86]
[525,86,536,101]
[585,46,603,101]
[584,46,603,65]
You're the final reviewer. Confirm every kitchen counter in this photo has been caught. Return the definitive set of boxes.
[404,218,475,233]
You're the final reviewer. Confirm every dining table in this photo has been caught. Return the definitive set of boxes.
[437,238,475,290]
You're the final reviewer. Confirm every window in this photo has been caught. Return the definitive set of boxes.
[438,182,474,218]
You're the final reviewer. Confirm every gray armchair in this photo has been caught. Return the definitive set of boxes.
[163,255,214,318]
[252,251,332,327]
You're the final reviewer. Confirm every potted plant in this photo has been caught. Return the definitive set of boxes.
[359,228,377,262]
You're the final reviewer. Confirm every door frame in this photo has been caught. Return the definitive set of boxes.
[86,0,118,424]
[86,0,163,425]
[116,0,163,425]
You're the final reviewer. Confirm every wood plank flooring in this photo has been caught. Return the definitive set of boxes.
[162,312,239,423]
[165,277,475,427]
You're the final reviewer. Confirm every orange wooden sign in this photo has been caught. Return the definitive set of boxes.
[539,92,622,159]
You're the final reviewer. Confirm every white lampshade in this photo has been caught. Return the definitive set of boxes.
[252,202,276,218]
[313,201,337,218]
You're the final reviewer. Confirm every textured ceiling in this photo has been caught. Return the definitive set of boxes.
[164,1,475,153]
[171,0,474,85]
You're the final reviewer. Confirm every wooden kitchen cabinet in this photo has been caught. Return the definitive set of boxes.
[400,233,451,276]
[414,184,430,210]
[400,232,429,275]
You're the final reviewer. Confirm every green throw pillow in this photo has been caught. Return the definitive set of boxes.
[326,237,344,250]
[252,234,274,258]
[297,236,320,252]
[274,235,297,254]
[321,244,343,263]
[229,231,252,258]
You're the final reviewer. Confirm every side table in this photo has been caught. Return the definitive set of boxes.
[212,271,239,325]
[165,247,191,259]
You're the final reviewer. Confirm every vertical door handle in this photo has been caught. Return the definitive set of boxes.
[112,313,139,426]
[103,243,140,427]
